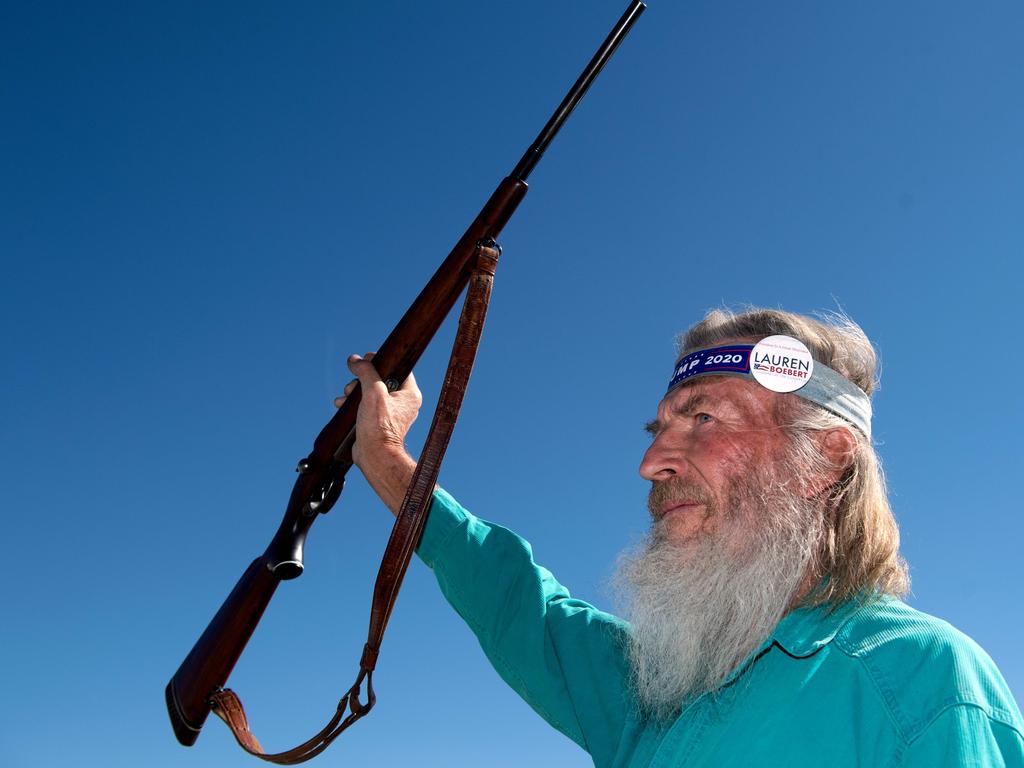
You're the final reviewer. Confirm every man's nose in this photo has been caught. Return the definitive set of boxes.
[639,432,688,481]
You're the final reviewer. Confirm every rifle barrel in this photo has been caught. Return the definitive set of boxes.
[510,0,646,182]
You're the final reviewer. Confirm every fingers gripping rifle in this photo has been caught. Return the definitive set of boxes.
[166,1,645,761]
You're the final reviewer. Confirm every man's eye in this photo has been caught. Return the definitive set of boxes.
[696,413,713,424]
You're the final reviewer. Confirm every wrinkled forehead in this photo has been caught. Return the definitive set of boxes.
[656,375,781,426]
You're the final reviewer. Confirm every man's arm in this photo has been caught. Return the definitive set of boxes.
[340,354,633,767]
[417,488,632,766]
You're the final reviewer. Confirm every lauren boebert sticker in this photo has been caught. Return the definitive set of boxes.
[750,335,814,393]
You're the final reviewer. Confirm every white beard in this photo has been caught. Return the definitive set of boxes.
[612,471,822,721]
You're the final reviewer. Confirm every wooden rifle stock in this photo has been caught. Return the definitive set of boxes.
[166,0,645,753]
[167,557,280,745]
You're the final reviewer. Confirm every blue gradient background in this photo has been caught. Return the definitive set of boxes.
[1,2,1021,766]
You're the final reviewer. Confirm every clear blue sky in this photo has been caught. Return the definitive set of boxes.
[2,2,1021,766]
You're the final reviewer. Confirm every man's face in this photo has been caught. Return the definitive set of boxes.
[640,376,788,543]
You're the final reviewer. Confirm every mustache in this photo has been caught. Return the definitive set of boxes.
[647,477,716,519]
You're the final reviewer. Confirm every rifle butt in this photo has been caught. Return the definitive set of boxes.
[166,556,281,746]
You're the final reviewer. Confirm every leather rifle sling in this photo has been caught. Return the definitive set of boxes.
[208,243,501,763]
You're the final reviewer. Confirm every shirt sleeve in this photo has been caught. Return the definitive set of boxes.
[416,487,632,767]
[900,704,1024,768]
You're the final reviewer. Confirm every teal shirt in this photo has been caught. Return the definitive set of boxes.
[417,489,1024,767]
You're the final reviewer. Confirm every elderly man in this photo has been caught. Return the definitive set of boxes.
[339,308,1024,767]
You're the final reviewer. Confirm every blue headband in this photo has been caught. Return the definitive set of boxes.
[667,342,873,438]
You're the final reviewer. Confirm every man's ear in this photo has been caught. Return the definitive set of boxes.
[813,427,857,492]
[793,427,857,499]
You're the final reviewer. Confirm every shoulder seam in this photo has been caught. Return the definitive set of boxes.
[837,635,1024,747]
[906,702,1024,747]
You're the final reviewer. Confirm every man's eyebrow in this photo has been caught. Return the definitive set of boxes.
[674,392,711,416]
[644,392,716,435]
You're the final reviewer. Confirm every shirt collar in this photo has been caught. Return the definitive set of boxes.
[713,598,867,693]
[768,597,872,657]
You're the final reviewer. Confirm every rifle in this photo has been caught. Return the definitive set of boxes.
[166,1,645,761]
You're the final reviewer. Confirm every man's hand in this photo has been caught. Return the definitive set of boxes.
[335,353,420,517]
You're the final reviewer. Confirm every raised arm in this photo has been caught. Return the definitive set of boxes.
[339,353,633,767]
